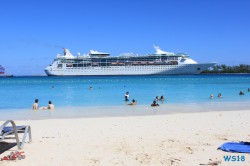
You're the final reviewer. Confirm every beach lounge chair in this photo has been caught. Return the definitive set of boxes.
[0,120,32,149]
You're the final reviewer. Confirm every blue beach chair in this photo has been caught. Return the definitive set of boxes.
[0,120,32,149]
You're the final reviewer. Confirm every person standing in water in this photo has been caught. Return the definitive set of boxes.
[124,92,129,101]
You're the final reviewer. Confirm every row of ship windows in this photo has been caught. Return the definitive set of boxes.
[60,66,194,69]
[59,58,179,63]
[52,68,193,72]
[54,66,196,70]
[52,70,189,73]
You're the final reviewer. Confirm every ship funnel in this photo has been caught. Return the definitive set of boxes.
[63,48,74,58]
[153,45,175,55]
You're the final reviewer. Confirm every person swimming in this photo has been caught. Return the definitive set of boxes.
[209,94,214,99]
[154,96,159,101]
[218,93,222,98]
[39,101,55,110]
[160,95,164,101]
[127,99,137,105]
[239,91,245,95]
[151,100,159,107]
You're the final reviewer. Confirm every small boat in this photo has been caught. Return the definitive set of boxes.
[0,65,5,75]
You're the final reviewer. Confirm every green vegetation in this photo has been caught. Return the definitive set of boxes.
[202,64,250,73]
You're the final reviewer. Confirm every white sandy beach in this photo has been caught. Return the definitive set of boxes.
[1,110,250,166]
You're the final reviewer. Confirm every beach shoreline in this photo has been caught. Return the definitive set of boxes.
[0,101,250,121]
[1,109,250,166]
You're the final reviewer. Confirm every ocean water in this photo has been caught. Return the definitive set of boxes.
[0,74,250,119]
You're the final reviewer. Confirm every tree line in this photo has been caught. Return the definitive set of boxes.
[202,64,250,73]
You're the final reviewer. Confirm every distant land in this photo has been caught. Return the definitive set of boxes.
[202,64,250,74]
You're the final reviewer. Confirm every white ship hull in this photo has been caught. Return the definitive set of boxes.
[45,63,215,76]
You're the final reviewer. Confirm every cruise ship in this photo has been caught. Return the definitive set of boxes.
[45,46,216,76]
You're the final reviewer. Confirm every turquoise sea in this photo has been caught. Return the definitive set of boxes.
[0,74,250,120]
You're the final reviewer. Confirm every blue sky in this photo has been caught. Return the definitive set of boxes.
[1,0,250,75]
